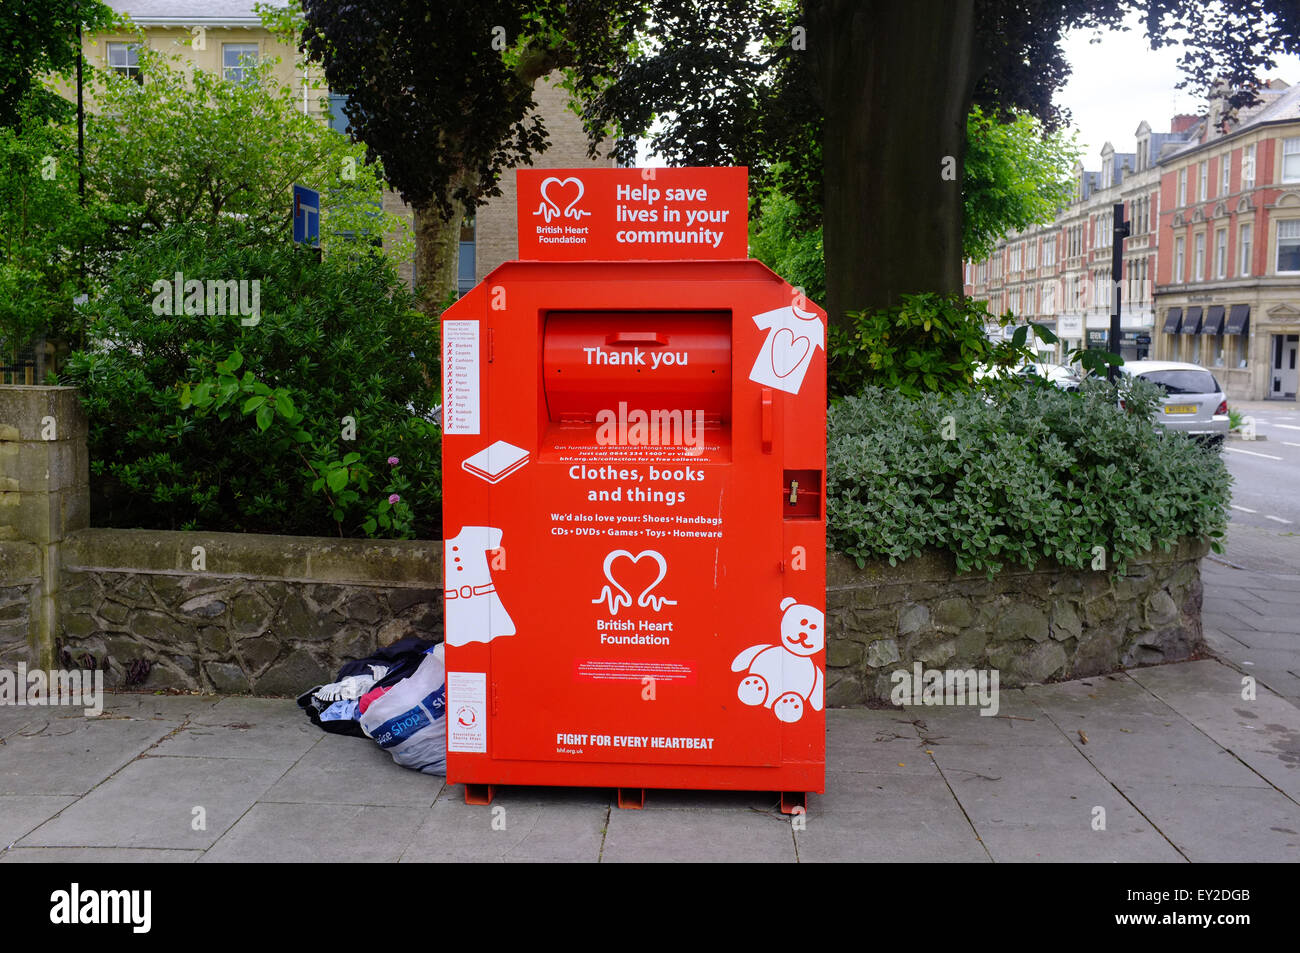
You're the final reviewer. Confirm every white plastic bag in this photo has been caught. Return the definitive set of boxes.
[359,643,447,775]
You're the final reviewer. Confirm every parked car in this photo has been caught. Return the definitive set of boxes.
[974,361,1081,391]
[1117,360,1229,448]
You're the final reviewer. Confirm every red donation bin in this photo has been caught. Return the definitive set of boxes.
[440,167,825,811]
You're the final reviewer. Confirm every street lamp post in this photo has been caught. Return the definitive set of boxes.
[1108,200,1131,382]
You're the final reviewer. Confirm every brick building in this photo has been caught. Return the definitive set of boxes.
[1153,80,1300,401]
[966,79,1300,402]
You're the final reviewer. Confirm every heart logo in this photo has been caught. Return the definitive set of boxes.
[533,176,590,223]
[770,328,811,379]
[591,549,677,616]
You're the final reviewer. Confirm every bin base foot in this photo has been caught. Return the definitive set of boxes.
[617,787,646,810]
[464,783,497,806]
[779,791,806,815]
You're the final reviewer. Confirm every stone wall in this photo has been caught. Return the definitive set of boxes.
[0,541,40,667]
[825,537,1209,705]
[58,529,442,694]
[50,526,1209,702]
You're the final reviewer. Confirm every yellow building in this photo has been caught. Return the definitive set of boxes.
[83,1,327,119]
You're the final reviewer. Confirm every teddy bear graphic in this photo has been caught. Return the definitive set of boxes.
[730,597,825,723]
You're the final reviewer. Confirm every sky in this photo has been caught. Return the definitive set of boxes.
[1057,11,1300,168]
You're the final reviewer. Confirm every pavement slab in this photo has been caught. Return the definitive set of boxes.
[1115,783,1300,863]
[797,770,989,862]
[0,795,77,847]
[0,847,202,863]
[18,754,289,850]
[401,785,611,862]
[0,717,180,796]
[260,733,445,807]
[928,744,1184,862]
[601,800,795,863]
[202,803,420,863]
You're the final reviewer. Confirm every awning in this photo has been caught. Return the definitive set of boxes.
[1162,307,1182,334]
[1180,306,1203,334]
[1200,305,1225,335]
[1225,304,1250,335]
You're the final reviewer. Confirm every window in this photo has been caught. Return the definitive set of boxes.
[1009,244,1022,273]
[1194,233,1205,281]
[1178,168,1188,206]
[1215,229,1227,279]
[1026,240,1037,270]
[1198,161,1208,201]
[222,43,259,83]
[1277,219,1300,273]
[1243,144,1256,188]
[1043,239,1056,268]
[1175,236,1185,283]
[1240,224,1253,276]
[1284,138,1300,183]
[1221,153,1231,194]
[107,42,141,82]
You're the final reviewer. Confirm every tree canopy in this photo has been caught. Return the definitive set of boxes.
[0,0,116,128]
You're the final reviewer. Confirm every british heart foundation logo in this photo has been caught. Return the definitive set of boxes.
[532,175,591,223]
[591,549,678,616]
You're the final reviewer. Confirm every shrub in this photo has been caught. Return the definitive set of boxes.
[827,380,1230,575]
[61,222,441,538]
[829,292,1056,399]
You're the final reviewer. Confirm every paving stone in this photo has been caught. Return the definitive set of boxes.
[402,785,610,862]
[19,755,288,849]
[260,733,443,806]
[1216,630,1300,651]
[602,801,794,863]
[1242,587,1300,607]
[796,771,988,862]
[903,689,1072,747]
[150,719,320,762]
[189,696,305,728]
[202,803,416,863]
[1118,783,1300,863]
[1,847,201,863]
[825,708,948,773]
[98,692,223,721]
[0,717,178,796]
[1024,673,1179,723]
[0,796,75,847]
[930,744,1182,862]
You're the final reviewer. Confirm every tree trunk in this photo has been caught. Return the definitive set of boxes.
[809,0,978,331]
[412,196,464,319]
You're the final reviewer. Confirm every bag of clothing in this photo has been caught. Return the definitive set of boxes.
[298,637,441,738]
[358,643,447,775]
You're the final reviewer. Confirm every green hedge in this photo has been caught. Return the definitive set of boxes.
[827,381,1230,575]
[62,223,441,539]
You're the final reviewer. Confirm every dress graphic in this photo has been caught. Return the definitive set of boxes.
[747,304,825,395]
[444,526,515,646]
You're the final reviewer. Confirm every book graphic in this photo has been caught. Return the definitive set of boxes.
[461,440,530,484]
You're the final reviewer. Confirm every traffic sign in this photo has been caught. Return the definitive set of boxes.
[293,184,320,247]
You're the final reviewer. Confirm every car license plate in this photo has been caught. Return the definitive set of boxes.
[1165,404,1197,414]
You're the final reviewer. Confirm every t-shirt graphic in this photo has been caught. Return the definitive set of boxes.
[748,304,824,395]
[444,526,515,646]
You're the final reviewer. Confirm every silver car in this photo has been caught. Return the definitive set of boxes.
[1118,360,1229,448]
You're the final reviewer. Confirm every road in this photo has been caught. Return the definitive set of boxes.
[1217,399,1300,573]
